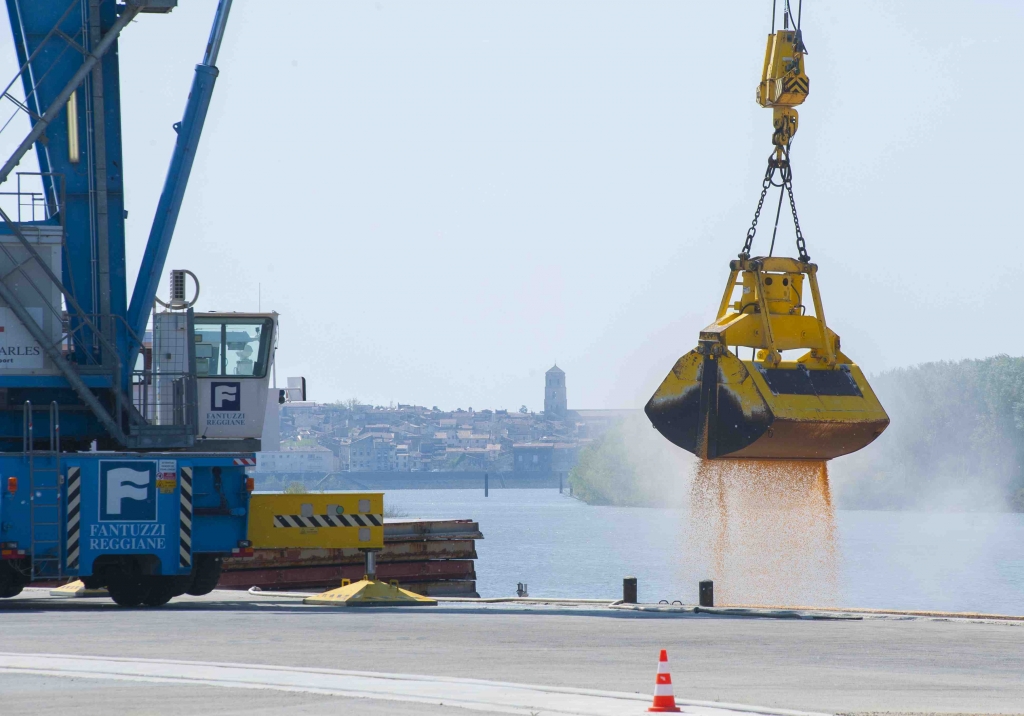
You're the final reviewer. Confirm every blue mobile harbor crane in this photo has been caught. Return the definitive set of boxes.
[0,0,277,606]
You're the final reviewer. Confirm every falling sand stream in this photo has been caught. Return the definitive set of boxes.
[689,459,840,606]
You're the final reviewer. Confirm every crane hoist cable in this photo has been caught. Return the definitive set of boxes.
[740,0,809,263]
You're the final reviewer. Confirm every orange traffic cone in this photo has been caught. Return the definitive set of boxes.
[648,649,682,712]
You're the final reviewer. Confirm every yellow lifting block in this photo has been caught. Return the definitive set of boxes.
[304,578,437,607]
[756,28,808,152]
[756,29,808,111]
[247,492,384,550]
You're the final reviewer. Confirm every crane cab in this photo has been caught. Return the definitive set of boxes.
[194,312,277,447]
[143,310,278,450]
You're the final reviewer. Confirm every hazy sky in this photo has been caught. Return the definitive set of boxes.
[2,1,1023,411]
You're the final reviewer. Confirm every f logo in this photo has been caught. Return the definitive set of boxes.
[99,462,156,521]
[211,381,241,411]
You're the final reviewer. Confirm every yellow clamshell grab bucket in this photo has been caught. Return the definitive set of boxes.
[645,257,889,460]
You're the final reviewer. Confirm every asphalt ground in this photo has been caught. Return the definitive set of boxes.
[0,589,1021,715]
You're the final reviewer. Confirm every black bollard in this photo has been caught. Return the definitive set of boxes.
[623,576,638,604]
[484,472,489,497]
[699,580,714,607]
[559,472,563,493]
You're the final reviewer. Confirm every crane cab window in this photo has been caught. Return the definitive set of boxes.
[194,317,274,377]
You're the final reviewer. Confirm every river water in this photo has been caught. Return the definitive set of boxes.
[386,488,1024,614]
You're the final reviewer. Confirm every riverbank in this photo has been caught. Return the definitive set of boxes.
[257,471,565,491]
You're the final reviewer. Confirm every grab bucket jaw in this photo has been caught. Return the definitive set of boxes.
[645,348,888,460]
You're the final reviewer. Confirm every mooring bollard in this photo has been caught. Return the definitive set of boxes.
[623,576,638,604]
[484,472,489,497]
[699,580,714,607]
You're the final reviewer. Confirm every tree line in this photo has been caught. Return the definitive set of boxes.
[832,356,1024,512]
[569,356,1024,512]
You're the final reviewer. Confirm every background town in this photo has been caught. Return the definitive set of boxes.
[255,365,631,488]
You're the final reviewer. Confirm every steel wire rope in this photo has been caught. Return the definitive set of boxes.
[768,183,786,257]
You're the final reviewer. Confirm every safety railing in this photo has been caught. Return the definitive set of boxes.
[131,369,197,432]
[0,190,46,222]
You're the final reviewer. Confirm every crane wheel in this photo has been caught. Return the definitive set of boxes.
[107,581,145,607]
[0,560,29,599]
[109,578,178,607]
[142,583,175,607]
[186,554,223,596]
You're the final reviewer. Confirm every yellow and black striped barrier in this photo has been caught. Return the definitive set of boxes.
[248,493,384,550]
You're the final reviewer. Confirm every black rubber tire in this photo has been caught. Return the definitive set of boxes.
[141,585,174,607]
[186,555,223,596]
[0,561,28,598]
[107,582,144,607]
[169,575,193,598]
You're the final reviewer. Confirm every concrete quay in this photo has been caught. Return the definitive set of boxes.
[0,588,1021,715]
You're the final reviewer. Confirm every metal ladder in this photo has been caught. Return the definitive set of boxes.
[25,401,62,581]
